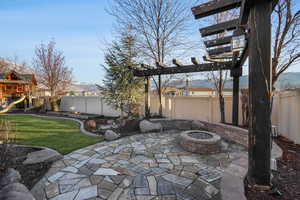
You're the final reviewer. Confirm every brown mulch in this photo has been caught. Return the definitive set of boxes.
[246,136,300,200]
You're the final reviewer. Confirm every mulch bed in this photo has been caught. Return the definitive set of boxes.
[246,136,300,200]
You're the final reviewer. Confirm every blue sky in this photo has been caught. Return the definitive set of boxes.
[1,0,300,84]
[0,0,113,84]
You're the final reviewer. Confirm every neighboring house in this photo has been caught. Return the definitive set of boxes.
[182,86,232,97]
[162,87,182,96]
[162,86,232,97]
[0,70,37,107]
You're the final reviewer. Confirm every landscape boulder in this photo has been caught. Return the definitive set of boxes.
[23,148,63,165]
[0,170,36,200]
[104,130,120,141]
[0,191,35,200]
[139,120,162,133]
[86,120,97,129]
[0,183,29,194]
[0,168,21,188]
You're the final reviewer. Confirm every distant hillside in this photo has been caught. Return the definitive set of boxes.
[165,72,300,90]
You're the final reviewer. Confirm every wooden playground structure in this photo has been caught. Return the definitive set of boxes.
[0,70,37,112]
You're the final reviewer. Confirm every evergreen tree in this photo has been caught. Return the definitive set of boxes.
[97,32,143,117]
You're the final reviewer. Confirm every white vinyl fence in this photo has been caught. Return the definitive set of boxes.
[59,90,300,145]
[145,90,300,145]
[60,96,121,117]
[272,90,300,144]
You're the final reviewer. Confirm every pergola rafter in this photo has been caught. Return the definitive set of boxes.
[207,46,232,56]
[204,36,233,48]
[192,0,242,19]
[200,18,239,37]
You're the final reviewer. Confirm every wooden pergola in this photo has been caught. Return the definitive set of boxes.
[133,0,278,188]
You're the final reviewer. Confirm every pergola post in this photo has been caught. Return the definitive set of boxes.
[230,53,242,126]
[145,76,150,118]
[247,0,272,187]
[231,65,242,126]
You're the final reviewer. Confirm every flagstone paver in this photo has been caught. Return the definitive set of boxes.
[32,130,249,200]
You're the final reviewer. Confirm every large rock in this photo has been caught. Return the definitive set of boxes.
[86,120,97,129]
[0,183,29,194]
[104,130,120,141]
[0,191,35,200]
[99,124,118,132]
[23,149,62,165]
[139,120,162,133]
[0,168,21,188]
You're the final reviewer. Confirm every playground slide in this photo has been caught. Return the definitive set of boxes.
[0,96,26,114]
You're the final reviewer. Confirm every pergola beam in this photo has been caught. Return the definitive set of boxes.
[200,19,239,37]
[192,0,242,19]
[239,0,251,25]
[207,46,232,56]
[204,36,233,48]
[133,62,232,77]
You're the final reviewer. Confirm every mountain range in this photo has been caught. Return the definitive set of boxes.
[166,72,300,90]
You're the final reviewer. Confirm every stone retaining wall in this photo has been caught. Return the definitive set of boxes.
[150,119,248,147]
[199,121,248,147]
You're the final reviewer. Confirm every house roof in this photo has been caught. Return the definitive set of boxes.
[187,86,232,92]
[0,70,37,85]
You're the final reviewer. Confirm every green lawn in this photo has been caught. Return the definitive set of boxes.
[0,114,103,155]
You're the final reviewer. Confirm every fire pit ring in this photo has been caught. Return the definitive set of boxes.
[179,130,221,154]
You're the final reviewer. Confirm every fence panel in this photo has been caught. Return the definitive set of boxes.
[60,96,121,117]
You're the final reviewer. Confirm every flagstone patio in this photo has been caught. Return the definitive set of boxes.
[31,130,249,200]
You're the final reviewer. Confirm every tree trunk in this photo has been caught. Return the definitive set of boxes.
[219,94,225,123]
[158,75,162,116]
[145,77,150,118]
[218,71,226,123]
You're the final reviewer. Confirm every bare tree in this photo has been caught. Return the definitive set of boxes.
[0,56,29,74]
[108,0,193,116]
[33,40,72,96]
[206,11,235,123]
[0,59,11,73]
[272,0,300,90]
[208,69,229,123]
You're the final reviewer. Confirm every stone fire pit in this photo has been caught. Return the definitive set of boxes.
[179,130,221,154]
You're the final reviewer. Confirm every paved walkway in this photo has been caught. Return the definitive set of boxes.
[31,130,250,200]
